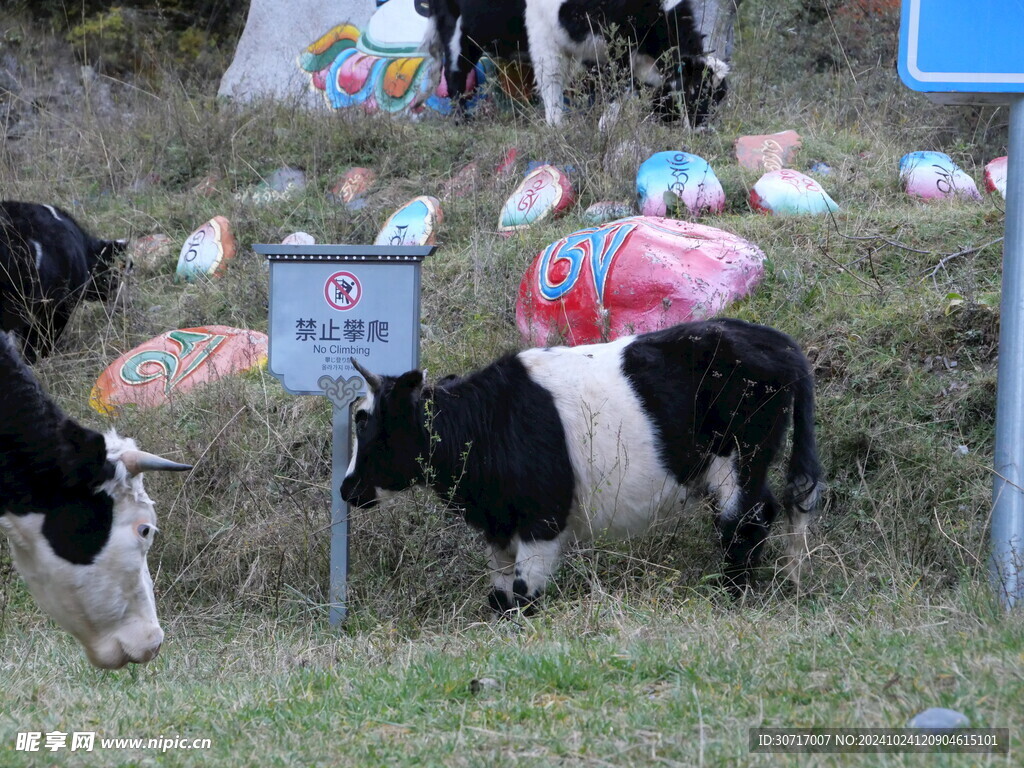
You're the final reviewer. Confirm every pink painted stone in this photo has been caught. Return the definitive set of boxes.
[498,165,575,235]
[985,156,1008,198]
[175,216,236,281]
[899,151,982,201]
[442,161,481,198]
[636,151,726,217]
[750,170,840,216]
[735,130,802,172]
[516,216,766,347]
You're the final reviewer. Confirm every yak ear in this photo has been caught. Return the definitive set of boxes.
[396,369,425,398]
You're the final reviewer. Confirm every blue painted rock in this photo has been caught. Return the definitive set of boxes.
[498,165,575,235]
[807,161,832,175]
[90,326,268,414]
[175,216,236,281]
[516,216,765,346]
[583,201,634,225]
[985,156,1007,198]
[636,151,726,217]
[900,151,981,201]
[374,196,443,246]
[735,130,802,172]
[750,170,840,216]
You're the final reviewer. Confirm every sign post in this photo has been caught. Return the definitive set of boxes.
[899,1,1024,609]
[258,243,434,624]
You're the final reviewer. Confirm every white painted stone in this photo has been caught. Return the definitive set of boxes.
[218,0,376,105]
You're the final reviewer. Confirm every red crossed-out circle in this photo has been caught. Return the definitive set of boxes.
[324,271,362,311]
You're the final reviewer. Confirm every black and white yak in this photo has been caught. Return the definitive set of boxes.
[422,0,737,125]
[0,201,128,363]
[341,318,823,613]
[0,331,191,668]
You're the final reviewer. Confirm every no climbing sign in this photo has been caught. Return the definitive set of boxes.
[258,243,434,625]
[325,271,362,311]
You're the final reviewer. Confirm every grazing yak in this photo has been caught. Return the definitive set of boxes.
[342,319,823,613]
[0,331,190,668]
[422,0,732,125]
[0,201,127,363]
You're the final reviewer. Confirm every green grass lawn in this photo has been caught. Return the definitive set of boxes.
[1,1,1022,765]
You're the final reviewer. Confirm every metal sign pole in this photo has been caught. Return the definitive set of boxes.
[991,95,1024,610]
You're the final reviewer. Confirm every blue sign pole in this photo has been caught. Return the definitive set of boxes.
[991,97,1024,610]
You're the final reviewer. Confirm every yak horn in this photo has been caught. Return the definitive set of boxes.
[121,450,193,477]
[350,357,382,391]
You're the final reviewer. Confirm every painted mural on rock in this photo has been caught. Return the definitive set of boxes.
[297,0,525,115]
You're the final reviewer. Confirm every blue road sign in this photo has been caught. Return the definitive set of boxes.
[899,0,1024,102]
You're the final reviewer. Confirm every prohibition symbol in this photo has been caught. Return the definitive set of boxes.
[324,271,362,311]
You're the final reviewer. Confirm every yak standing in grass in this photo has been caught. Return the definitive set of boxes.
[0,331,191,668]
[342,318,823,613]
[0,201,127,363]
[422,0,733,126]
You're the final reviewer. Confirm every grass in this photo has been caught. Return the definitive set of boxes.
[1,1,1021,765]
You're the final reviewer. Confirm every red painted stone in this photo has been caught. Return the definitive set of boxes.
[130,234,175,272]
[495,147,519,179]
[90,326,268,414]
[735,130,802,172]
[985,156,1008,198]
[442,161,481,198]
[329,167,376,204]
[516,216,765,347]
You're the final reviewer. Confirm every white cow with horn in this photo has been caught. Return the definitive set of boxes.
[0,331,191,668]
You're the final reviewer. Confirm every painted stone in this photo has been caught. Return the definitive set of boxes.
[442,162,481,199]
[985,156,1008,198]
[516,216,766,347]
[90,326,269,414]
[374,196,443,246]
[269,166,307,193]
[735,130,802,172]
[235,166,306,205]
[498,165,575,235]
[636,151,726,217]
[329,167,376,208]
[495,147,519,180]
[583,201,634,225]
[899,151,982,201]
[296,0,513,117]
[282,232,316,246]
[130,234,175,273]
[750,169,840,216]
[807,161,832,175]
[175,216,237,281]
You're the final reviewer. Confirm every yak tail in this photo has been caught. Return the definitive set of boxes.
[784,365,823,518]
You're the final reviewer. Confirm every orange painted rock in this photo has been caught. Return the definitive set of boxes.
[735,130,802,172]
[175,216,236,281]
[517,216,765,347]
[90,326,268,414]
[329,167,376,208]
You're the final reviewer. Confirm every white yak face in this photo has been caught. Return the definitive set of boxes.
[0,433,169,669]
